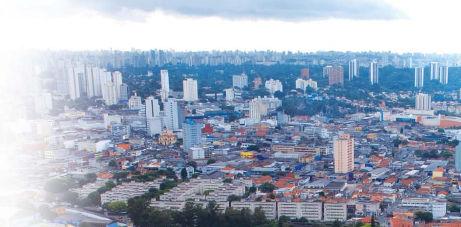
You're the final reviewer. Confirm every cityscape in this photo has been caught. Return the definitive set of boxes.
[2,1,461,227]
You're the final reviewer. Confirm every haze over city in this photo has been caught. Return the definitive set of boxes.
[2,1,461,227]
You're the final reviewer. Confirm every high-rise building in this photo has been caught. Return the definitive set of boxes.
[253,76,262,89]
[333,134,355,174]
[67,66,85,100]
[164,98,180,131]
[300,68,309,79]
[102,82,118,105]
[369,61,379,85]
[183,78,198,102]
[225,88,235,101]
[348,59,359,80]
[295,79,318,92]
[85,66,101,97]
[145,96,161,118]
[327,66,344,86]
[249,96,282,122]
[128,92,142,110]
[183,119,203,151]
[414,67,424,88]
[160,69,170,101]
[232,73,248,89]
[439,66,449,85]
[323,65,333,78]
[430,62,440,80]
[112,71,123,99]
[264,79,283,94]
[145,96,162,136]
[415,93,432,110]
[119,83,128,101]
[456,144,461,172]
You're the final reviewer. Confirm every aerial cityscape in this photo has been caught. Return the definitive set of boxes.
[2,1,461,227]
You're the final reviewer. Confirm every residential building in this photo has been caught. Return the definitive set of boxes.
[349,59,359,80]
[233,73,248,88]
[430,62,439,80]
[415,67,424,88]
[415,93,431,110]
[160,69,170,101]
[370,61,379,85]
[183,119,202,150]
[334,134,354,174]
[265,79,283,94]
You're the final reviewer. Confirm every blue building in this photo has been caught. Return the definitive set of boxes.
[183,119,203,151]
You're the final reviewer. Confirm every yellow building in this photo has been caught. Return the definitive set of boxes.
[240,151,254,158]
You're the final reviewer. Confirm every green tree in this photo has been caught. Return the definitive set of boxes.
[259,183,277,193]
[414,211,433,223]
[181,168,188,181]
[105,201,128,213]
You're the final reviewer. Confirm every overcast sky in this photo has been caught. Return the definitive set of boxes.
[1,0,461,53]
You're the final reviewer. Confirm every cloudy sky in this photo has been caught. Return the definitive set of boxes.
[1,0,461,53]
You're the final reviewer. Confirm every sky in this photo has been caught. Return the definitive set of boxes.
[1,0,461,53]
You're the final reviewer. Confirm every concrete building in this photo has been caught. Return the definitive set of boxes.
[160,69,170,101]
[102,82,118,105]
[277,202,322,221]
[164,98,180,131]
[295,79,318,92]
[265,79,283,94]
[439,65,449,85]
[323,203,347,221]
[249,97,282,122]
[369,61,379,85]
[415,67,424,88]
[232,202,277,220]
[415,93,431,110]
[349,59,359,80]
[128,92,142,110]
[300,68,310,79]
[401,198,446,219]
[430,62,440,80]
[456,144,461,172]
[183,119,203,150]
[334,134,354,174]
[101,181,161,204]
[67,66,85,100]
[224,88,235,101]
[183,78,198,102]
[232,73,248,89]
[327,66,344,86]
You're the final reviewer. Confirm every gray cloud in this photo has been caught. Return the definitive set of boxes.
[68,0,404,21]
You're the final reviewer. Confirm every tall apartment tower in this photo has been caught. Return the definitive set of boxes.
[348,59,359,80]
[183,119,203,151]
[300,68,310,79]
[183,78,198,102]
[164,98,180,131]
[414,67,424,88]
[145,96,162,136]
[439,66,449,85]
[415,93,432,110]
[334,134,355,174]
[369,61,379,85]
[160,69,170,101]
[327,66,344,86]
[430,62,440,80]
